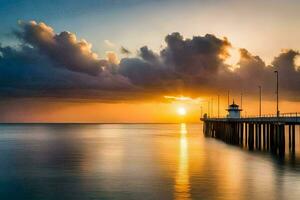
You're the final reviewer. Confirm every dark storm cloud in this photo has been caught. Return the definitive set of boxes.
[139,46,160,63]
[161,32,231,75]
[0,23,133,99]
[118,32,232,91]
[0,44,131,92]
[14,21,108,75]
[234,48,272,91]
[118,46,166,86]
[271,50,300,95]
[1,20,300,100]
[119,58,164,86]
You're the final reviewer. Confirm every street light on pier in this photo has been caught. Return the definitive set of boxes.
[227,90,230,106]
[208,100,210,118]
[217,95,220,118]
[211,97,213,118]
[240,92,243,110]
[240,92,243,117]
[274,70,279,117]
[258,86,262,117]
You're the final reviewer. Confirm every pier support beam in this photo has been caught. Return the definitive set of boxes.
[248,123,254,150]
[291,125,295,153]
[289,125,291,150]
[270,124,276,153]
[240,123,244,145]
[263,124,266,149]
[245,123,248,147]
[255,124,261,150]
[278,124,285,156]
[267,123,270,150]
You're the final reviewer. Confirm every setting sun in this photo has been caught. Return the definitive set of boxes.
[177,107,187,116]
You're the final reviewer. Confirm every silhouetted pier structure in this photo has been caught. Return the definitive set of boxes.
[201,113,300,155]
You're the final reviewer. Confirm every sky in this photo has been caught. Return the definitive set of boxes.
[0,0,300,122]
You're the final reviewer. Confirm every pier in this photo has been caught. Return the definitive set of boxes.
[201,113,300,155]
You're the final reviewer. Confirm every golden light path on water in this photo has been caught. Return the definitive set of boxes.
[175,123,191,200]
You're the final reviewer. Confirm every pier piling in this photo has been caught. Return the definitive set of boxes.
[202,115,299,156]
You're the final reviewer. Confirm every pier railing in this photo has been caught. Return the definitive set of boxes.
[202,112,300,124]
[242,112,299,118]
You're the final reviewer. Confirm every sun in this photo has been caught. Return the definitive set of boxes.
[177,107,187,116]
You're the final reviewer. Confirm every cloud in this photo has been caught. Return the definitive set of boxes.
[271,50,300,94]
[119,57,165,86]
[117,32,234,94]
[161,32,231,75]
[139,46,160,63]
[1,20,300,101]
[14,21,108,75]
[0,21,133,99]
[117,32,300,100]
[234,48,271,90]
[106,51,119,65]
[0,44,132,94]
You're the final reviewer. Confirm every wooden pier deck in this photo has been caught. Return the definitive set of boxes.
[201,113,300,155]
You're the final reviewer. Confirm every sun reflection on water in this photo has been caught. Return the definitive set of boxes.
[175,123,191,200]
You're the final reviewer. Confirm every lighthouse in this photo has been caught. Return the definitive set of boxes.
[226,100,242,118]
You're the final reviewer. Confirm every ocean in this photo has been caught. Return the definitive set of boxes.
[0,123,300,200]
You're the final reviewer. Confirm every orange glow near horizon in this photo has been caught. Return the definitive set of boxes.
[0,97,300,123]
[164,95,204,104]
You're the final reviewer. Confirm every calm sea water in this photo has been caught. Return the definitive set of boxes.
[0,123,300,200]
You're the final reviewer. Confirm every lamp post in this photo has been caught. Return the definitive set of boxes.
[258,86,262,117]
[208,100,210,118]
[217,95,220,118]
[211,97,214,118]
[240,92,243,117]
[274,70,279,117]
[227,90,230,106]
[240,92,243,109]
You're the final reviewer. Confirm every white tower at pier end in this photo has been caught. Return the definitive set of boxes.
[226,100,242,118]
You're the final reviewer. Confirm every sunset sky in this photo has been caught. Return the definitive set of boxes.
[0,0,300,122]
